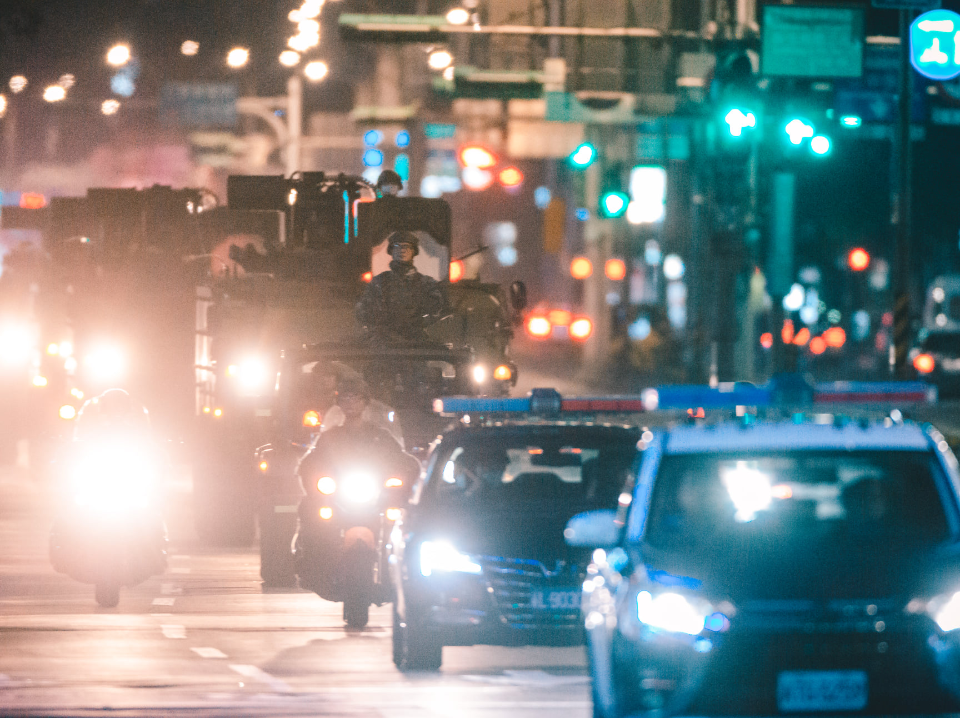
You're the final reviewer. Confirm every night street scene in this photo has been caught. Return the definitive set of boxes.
[8,0,960,717]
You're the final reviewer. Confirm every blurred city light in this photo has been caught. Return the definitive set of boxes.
[526,315,552,339]
[428,49,453,70]
[279,50,300,67]
[395,130,410,147]
[534,186,551,209]
[459,145,497,168]
[793,327,811,346]
[599,190,629,218]
[101,99,120,115]
[227,47,250,68]
[823,326,846,347]
[298,19,320,34]
[760,332,774,349]
[43,85,66,102]
[461,166,494,191]
[663,254,685,280]
[570,257,593,279]
[784,118,814,145]
[809,336,827,355]
[724,108,756,137]
[106,44,131,67]
[0,95,6,118]
[446,8,470,24]
[847,247,870,271]
[304,60,329,81]
[569,317,593,340]
[498,166,524,188]
[605,258,627,281]
[783,283,805,311]
[449,260,465,282]
[810,135,831,155]
[568,142,597,169]
[841,115,862,127]
[443,66,454,81]
[58,74,75,89]
[628,166,666,224]
[181,40,199,56]
[548,309,572,326]
[9,75,26,93]
[298,0,323,19]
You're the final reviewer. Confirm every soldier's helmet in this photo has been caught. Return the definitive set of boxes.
[375,169,403,196]
[386,230,420,257]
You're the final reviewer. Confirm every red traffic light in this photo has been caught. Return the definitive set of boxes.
[459,146,497,169]
[847,247,870,272]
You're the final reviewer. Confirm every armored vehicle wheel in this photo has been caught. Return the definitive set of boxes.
[393,605,442,671]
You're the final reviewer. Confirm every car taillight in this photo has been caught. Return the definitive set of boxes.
[570,317,593,340]
[914,353,935,374]
[526,316,551,339]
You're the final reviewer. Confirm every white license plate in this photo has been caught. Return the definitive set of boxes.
[777,670,868,712]
[529,589,580,610]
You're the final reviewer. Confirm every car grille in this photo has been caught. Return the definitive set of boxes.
[479,555,583,630]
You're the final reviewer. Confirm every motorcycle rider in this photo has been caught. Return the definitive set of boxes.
[355,230,447,346]
[297,376,416,489]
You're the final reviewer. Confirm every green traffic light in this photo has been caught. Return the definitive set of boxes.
[810,135,831,155]
[599,190,629,218]
[724,108,756,137]
[568,142,597,169]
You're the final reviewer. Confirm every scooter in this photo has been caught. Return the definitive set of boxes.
[49,437,168,607]
[293,458,413,628]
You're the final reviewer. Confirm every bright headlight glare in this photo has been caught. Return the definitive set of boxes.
[637,590,711,635]
[84,344,126,382]
[340,472,379,504]
[472,364,487,383]
[929,592,960,632]
[419,540,481,577]
[317,476,336,495]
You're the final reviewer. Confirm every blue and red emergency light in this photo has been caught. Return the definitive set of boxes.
[433,377,937,416]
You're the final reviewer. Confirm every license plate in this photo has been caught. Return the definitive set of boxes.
[777,670,868,712]
[529,589,580,610]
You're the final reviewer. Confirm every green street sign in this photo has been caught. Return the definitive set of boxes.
[761,6,865,78]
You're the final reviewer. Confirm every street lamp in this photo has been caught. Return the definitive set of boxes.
[43,85,66,103]
[279,51,300,67]
[227,47,250,69]
[9,76,26,93]
[304,60,328,81]
[106,44,131,67]
[181,40,199,56]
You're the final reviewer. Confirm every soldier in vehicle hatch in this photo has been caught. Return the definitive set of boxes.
[355,230,447,346]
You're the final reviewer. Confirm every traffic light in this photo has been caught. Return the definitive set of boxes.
[568,142,597,169]
[847,247,870,272]
[598,190,629,219]
[724,108,756,137]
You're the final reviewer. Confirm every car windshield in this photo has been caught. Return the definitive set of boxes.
[922,332,960,354]
[643,451,951,592]
[421,429,637,513]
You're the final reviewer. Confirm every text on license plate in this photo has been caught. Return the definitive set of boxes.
[777,670,868,712]
[529,589,580,610]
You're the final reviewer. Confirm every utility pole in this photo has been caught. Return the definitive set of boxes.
[892,9,914,378]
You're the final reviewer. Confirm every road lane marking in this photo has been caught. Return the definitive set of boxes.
[191,647,227,658]
[462,670,590,687]
[229,664,293,694]
[152,597,175,606]
[161,624,186,639]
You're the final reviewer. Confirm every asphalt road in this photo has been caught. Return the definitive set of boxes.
[0,464,590,718]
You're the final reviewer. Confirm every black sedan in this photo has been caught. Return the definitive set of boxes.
[388,422,641,671]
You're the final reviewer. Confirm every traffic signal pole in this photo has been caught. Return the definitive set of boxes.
[892,9,914,378]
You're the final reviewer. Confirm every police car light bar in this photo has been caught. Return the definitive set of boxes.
[433,379,937,416]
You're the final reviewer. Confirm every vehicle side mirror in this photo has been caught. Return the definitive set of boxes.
[564,509,620,548]
[509,280,527,312]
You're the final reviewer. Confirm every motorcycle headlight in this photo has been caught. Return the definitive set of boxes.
[636,590,714,636]
[84,344,126,384]
[419,540,482,577]
[340,472,379,504]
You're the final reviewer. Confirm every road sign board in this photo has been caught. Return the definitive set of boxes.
[159,82,237,128]
[910,9,960,80]
[761,6,865,78]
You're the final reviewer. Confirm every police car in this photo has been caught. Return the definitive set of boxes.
[388,390,647,671]
[564,379,960,717]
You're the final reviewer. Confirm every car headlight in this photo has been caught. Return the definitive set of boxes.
[419,540,482,577]
[84,344,126,383]
[340,472,379,504]
[636,590,713,636]
[916,592,960,632]
[472,364,487,383]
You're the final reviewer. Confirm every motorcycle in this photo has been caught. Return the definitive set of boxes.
[293,456,415,628]
[49,436,168,607]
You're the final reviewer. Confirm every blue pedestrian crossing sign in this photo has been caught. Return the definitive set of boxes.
[911,9,960,80]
